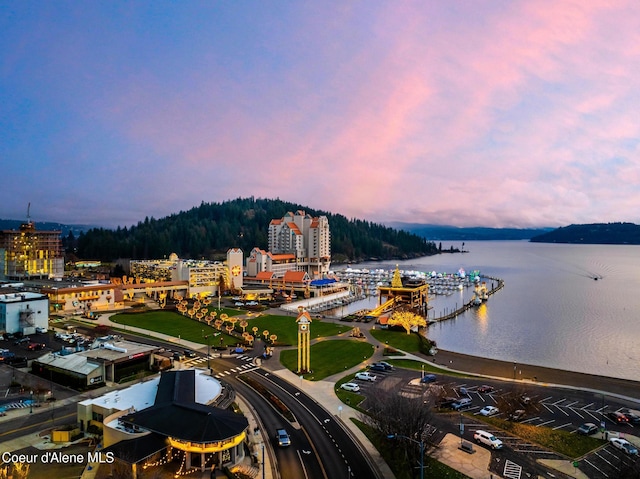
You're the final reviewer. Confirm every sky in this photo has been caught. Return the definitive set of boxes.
[2,1,640,229]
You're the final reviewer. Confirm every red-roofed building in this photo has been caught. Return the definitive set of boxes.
[252,210,330,279]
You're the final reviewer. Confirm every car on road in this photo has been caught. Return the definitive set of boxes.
[27,342,46,351]
[35,327,47,334]
[577,423,598,435]
[420,374,437,383]
[478,405,499,416]
[355,371,377,382]
[473,430,503,449]
[610,437,638,455]
[340,382,361,392]
[477,385,494,393]
[275,428,291,447]
[607,411,628,423]
[183,350,197,358]
[173,352,186,361]
[451,397,472,411]
[369,363,386,372]
[623,411,640,425]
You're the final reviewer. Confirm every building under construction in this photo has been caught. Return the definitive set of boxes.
[0,220,64,280]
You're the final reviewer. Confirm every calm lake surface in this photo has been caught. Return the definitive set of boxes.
[343,241,640,381]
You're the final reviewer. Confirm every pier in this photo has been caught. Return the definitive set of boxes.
[429,275,504,323]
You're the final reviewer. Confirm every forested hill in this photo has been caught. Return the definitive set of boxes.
[75,197,438,262]
[530,222,640,244]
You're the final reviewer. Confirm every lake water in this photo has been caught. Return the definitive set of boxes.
[338,241,640,381]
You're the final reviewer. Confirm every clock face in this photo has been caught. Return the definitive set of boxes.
[300,324,308,331]
[231,265,241,276]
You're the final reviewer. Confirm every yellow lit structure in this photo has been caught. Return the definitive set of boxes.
[296,307,311,373]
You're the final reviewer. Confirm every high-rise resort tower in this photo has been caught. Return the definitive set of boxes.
[0,217,64,280]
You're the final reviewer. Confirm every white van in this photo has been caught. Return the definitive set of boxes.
[473,430,503,449]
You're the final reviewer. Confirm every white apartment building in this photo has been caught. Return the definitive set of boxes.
[260,210,330,278]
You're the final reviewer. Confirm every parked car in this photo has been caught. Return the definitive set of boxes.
[458,387,468,395]
[577,423,598,435]
[275,428,291,447]
[438,397,459,409]
[340,382,361,392]
[375,361,394,370]
[478,405,499,416]
[451,398,472,411]
[369,364,386,372]
[607,411,629,423]
[473,430,503,449]
[355,371,377,382]
[35,327,47,334]
[477,385,494,393]
[27,342,46,351]
[14,337,30,345]
[509,409,526,422]
[610,437,638,455]
[420,374,437,383]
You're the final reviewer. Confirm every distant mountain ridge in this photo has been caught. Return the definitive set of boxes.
[0,219,93,237]
[530,222,640,244]
[390,223,554,241]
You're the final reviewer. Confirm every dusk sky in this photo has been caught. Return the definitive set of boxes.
[2,1,640,229]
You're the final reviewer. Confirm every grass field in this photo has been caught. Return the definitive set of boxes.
[280,339,374,380]
[240,313,352,345]
[370,328,423,352]
[481,416,606,458]
[110,310,238,346]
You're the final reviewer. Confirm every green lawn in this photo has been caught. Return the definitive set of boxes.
[110,310,238,346]
[386,358,470,378]
[279,339,374,380]
[241,314,352,346]
[481,416,605,457]
[370,328,422,352]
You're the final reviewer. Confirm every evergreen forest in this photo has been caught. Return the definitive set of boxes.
[71,197,438,262]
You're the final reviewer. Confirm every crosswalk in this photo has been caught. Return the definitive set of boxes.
[2,399,36,410]
[182,354,258,378]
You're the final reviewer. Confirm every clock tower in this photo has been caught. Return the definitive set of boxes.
[296,307,311,373]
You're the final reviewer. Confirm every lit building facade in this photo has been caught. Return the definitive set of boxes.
[250,210,330,278]
[0,221,64,280]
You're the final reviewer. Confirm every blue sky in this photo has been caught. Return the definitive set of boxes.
[2,1,640,228]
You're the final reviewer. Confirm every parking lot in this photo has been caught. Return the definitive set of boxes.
[352,367,640,478]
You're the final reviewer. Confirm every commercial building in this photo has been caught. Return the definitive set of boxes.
[0,288,49,336]
[130,248,243,298]
[0,220,64,280]
[246,210,331,278]
[84,369,248,477]
[31,337,162,389]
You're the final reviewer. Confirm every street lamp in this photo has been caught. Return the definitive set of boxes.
[387,433,424,479]
[29,390,33,414]
[202,330,212,372]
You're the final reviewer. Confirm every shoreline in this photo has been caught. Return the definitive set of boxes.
[428,348,640,401]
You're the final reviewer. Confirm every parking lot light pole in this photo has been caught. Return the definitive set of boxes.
[30,390,33,414]
[387,433,424,479]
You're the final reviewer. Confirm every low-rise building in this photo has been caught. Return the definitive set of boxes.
[0,288,49,336]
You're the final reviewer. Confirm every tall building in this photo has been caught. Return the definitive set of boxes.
[249,210,330,278]
[0,221,64,280]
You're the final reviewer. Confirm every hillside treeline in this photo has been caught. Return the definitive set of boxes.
[73,197,437,262]
[530,222,640,244]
